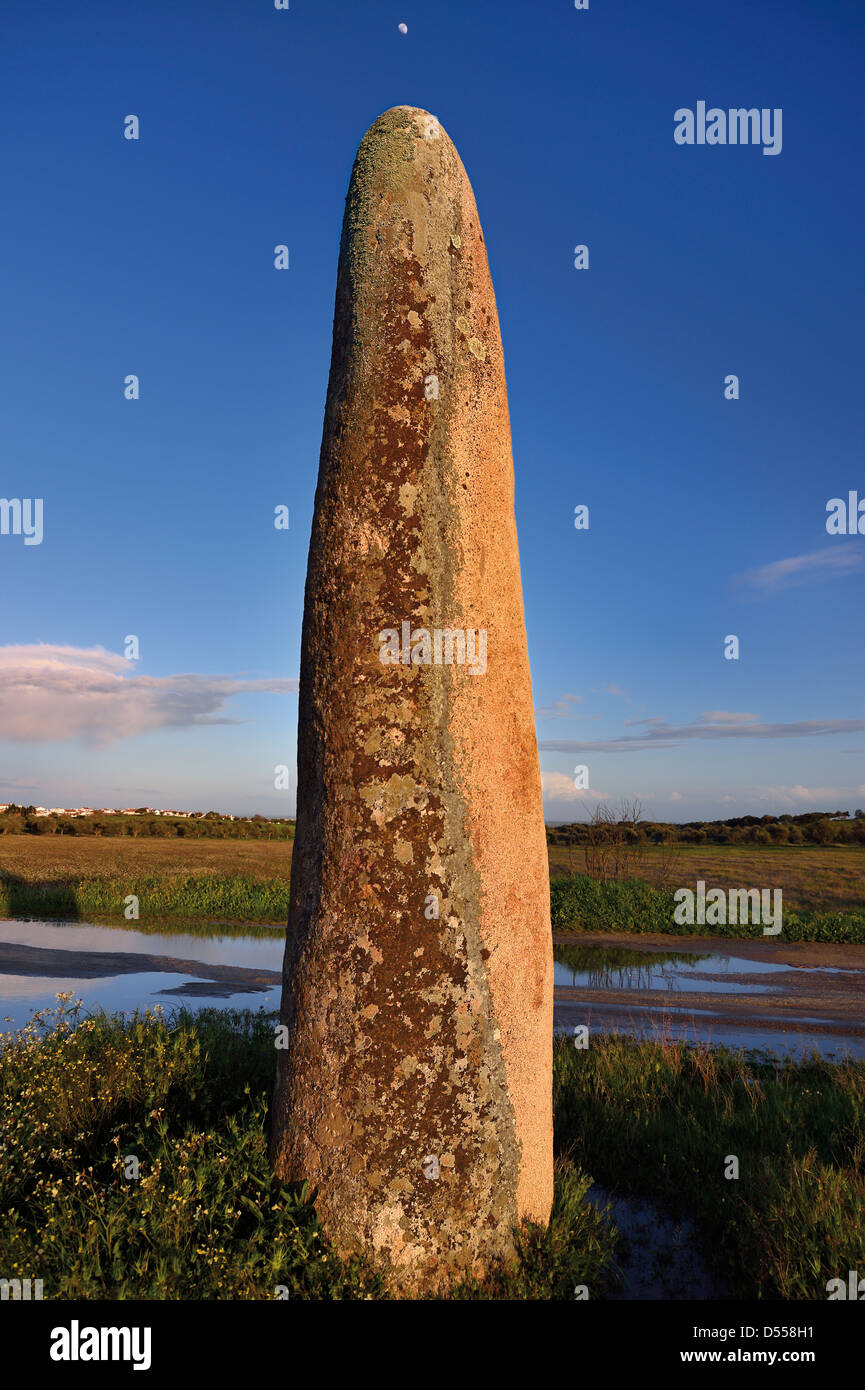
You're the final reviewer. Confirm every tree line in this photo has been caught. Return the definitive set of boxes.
[0,808,296,840]
[3,802,863,846]
[546,809,865,848]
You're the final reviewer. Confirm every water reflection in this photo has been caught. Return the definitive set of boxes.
[553,942,865,1062]
[553,944,789,994]
[0,918,283,1034]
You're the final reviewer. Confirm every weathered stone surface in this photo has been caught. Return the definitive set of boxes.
[270,105,553,1290]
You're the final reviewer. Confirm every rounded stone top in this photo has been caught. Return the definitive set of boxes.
[339,104,487,352]
[386,104,434,116]
[350,105,463,194]
[360,105,452,146]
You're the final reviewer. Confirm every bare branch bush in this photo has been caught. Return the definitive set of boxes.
[581,798,680,888]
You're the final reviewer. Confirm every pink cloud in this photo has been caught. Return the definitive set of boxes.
[0,644,298,746]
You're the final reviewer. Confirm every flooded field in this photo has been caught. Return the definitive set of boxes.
[0,919,284,1031]
[1,919,863,1063]
[554,935,865,1061]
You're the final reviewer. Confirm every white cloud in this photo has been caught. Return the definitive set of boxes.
[541,771,607,804]
[754,784,864,806]
[737,546,864,593]
[540,715,865,754]
[697,711,758,725]
[0,644,298,746]
[0,776,38,791]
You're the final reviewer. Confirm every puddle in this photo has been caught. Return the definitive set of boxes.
[2,922,863,1065]
[554,1008,865,1061]
[0,918,284,970]
[588,1183,727,1300]
[553,942,865,1062]
[0,919,283,1033]
[554,944,790,992]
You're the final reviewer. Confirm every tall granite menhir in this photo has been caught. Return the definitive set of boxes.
[271,106,553,1290]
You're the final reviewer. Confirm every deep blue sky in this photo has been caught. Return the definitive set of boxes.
[1,0,863,819]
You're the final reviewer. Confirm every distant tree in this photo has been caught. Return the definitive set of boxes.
[808,818,835,845]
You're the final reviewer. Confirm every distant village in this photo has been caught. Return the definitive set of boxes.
[0,804,295,838]
[0,805,227,819]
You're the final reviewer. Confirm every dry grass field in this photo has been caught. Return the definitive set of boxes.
[0,835,292,884]
[1,836,863,914]
[548,842,865,912]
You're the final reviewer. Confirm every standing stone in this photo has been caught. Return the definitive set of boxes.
[270,106,553,1291]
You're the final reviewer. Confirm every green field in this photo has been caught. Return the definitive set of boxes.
[548,842,865,913]
[2,998,861,1299]
[550,873,865,943]
[0,836,291,932]
[2,836,864,939]
[0,999,616,1300]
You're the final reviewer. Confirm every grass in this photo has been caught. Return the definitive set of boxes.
[0,835,292,882]
[551,873,865,943]
[2,998,862,1300]
[0,874,289,935]
[549,842,865,914]
[3,836,864,937]
[6,833,863,915]
[554,1032,865,1300]
[0,999,619,1300]
[0,836,292,929]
